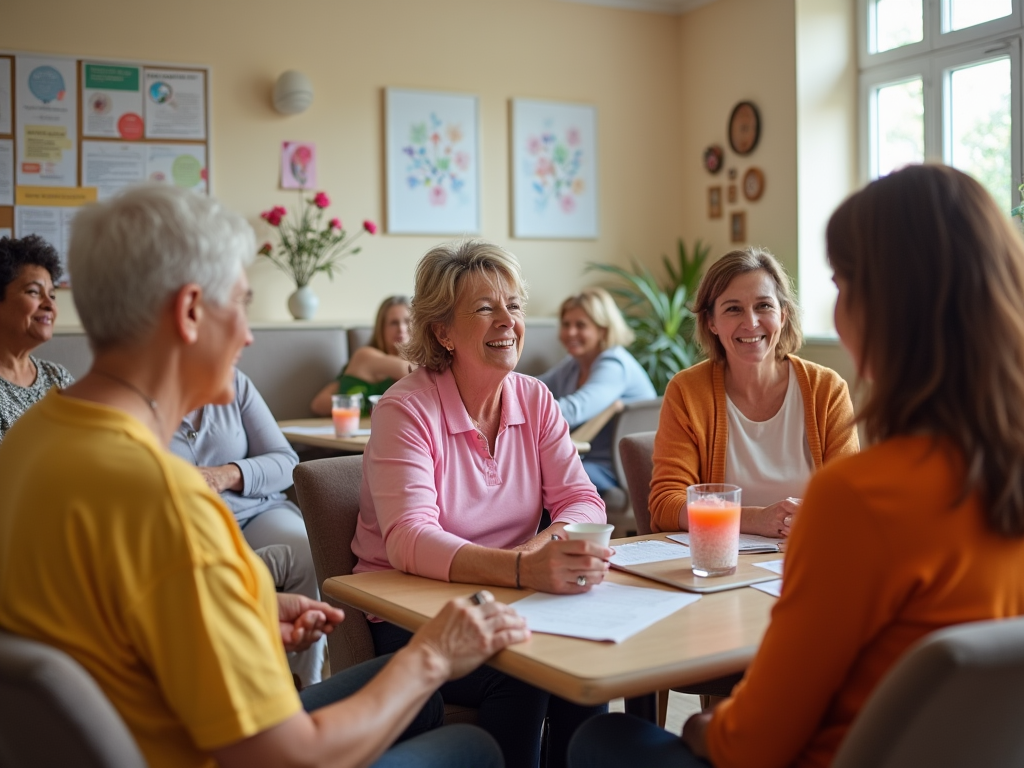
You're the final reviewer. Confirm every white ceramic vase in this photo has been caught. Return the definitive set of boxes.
[287,285,319,320]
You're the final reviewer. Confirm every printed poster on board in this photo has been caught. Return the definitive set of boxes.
[82,63,144,139]
[144,69,206,140]
[15,55,78,187]
[146,144,207,193]
[82,141,146,199]
[0,57,11,135]
[0,139,13,205]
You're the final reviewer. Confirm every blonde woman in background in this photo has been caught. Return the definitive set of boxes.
[310,295,414,415]
[538,287,655,493]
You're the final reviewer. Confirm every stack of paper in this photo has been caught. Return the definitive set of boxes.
[668,532,782,554]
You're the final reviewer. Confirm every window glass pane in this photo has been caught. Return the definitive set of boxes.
[949,0,1012,31]
[874,78,925,177]
[873,0,923,53]
[949,57,1012,211]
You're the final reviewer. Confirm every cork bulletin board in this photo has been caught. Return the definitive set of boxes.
[0,51,211,285]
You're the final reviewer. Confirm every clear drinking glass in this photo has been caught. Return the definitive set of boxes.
[687,484,742,578]
[331,393,363,437]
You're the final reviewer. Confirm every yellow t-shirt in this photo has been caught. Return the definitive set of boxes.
[0,391,301,768]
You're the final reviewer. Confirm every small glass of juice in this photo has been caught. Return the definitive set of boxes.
[331,393,363,437]
[686,483,742,577]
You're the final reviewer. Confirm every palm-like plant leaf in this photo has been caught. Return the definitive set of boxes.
[587,239,709,394]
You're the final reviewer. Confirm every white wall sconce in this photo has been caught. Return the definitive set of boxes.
[273,70,314,115]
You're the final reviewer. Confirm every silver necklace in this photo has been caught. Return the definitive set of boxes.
[93,370,160,420]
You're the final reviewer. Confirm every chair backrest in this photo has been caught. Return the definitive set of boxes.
[832,615,1024,768]
[0,630,147,768]
[610,398,662,490]
[618,431,657,535]
[292,455,375,672]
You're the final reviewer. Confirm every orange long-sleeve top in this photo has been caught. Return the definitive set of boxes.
[706,435,1024,768]
[649,355,859,532]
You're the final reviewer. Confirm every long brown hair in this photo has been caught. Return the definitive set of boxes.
[370,295,410,353]
[827,164,1024,536]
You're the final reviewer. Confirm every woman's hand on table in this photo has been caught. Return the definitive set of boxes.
[520,537,613,594]
[197,463,244,493]
[409,590,530,680]
[741,497,800,538]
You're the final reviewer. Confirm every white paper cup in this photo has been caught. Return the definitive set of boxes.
[563,523,614,548]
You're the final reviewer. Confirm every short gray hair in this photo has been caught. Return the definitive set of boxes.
[405,240,528,372]
[69,185,254,349]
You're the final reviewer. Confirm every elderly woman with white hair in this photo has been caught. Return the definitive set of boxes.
[0,185,528,768]
[352,240,612,768]
[539,287,656,493]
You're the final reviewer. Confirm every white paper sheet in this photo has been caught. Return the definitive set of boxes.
[753,559,785,575]
[0,58,11,135]
[13,205,79,285]
[16,55,78,187]
[82,141,146,199]
[510,582,701,643]
[668,532,782,554]
[609,539,690,566]
[751,579,783,598]
[82,63,144,139]
[0,228,11,239]
[144,69,206,140]
[281,425,370,437]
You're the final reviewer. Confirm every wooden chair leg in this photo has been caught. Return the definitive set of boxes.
[656,689,670,728]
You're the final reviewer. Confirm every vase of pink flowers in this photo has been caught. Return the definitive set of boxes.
[258,191,378,320]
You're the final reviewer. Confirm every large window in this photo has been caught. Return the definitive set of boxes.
[860,0,1021,212]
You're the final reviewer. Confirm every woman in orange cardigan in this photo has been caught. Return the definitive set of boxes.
[649,247,858,537]
[569,164,1024,768]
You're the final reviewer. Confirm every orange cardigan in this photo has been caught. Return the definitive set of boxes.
[649,356,858,532]
[706,436,1024,768]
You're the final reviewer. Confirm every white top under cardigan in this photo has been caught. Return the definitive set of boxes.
[723,365,814,507]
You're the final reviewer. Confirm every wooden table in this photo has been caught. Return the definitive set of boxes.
[280,417,592,455]
[323,534,778,705]
[279,418,372,453]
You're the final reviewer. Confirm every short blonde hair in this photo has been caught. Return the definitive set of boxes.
[405,240,528,372]
[693,247,802,364]
[559,287,634,350]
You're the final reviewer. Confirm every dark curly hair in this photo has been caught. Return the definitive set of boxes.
[0,235,63,301]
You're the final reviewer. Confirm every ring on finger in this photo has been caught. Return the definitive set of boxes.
[783,514,793,526]
[576,575,587,587]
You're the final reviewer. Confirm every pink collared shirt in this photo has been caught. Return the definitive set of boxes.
[352,367,606,581]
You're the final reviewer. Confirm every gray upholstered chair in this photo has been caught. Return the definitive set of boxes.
[0,630,147,768]
[618,430,657,535]
[605,398,663,533]
[292,455,476,723]
[832,615,1024,768]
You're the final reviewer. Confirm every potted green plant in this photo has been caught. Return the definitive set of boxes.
[587,238,710,395]
[258,191,377,320]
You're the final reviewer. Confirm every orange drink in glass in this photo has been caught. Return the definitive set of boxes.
[686,483,742,577]
[331,393,363,437]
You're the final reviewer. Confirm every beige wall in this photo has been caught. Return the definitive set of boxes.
[3,0,691,326]
[676,0,799,277]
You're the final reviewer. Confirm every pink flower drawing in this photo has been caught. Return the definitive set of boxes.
[560,195,576,214]
[429,186,448,206]
[567,127,581,147]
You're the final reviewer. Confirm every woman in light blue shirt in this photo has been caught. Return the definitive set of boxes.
[539,287,656,491]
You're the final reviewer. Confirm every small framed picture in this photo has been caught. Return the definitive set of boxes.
[730,211,746,243]
[708,186,722,219]
[727,184,737,204]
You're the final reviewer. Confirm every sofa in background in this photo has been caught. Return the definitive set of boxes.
[36,319,564,421]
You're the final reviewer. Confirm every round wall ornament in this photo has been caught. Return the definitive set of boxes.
[728,101,761,155]
[703,144,724,174]
[743,167,765,201]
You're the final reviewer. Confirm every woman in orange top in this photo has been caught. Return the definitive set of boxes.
[649,247,858,538]
[569,164,1024,768]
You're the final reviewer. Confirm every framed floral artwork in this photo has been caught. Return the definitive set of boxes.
[385,88,480,235]
[511,98,598,239]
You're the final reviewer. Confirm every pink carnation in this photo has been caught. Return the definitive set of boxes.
[258,242,273,256]
[363,220,378,235]
[329,217,342,230]
[313,192,330,209]
[261,207,285,227]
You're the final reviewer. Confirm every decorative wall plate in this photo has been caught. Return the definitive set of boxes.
[743,167,765,201]
[703,144,724,174]
[728,101,761,155]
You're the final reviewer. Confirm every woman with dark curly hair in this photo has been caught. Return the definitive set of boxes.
[0,235,74,442]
